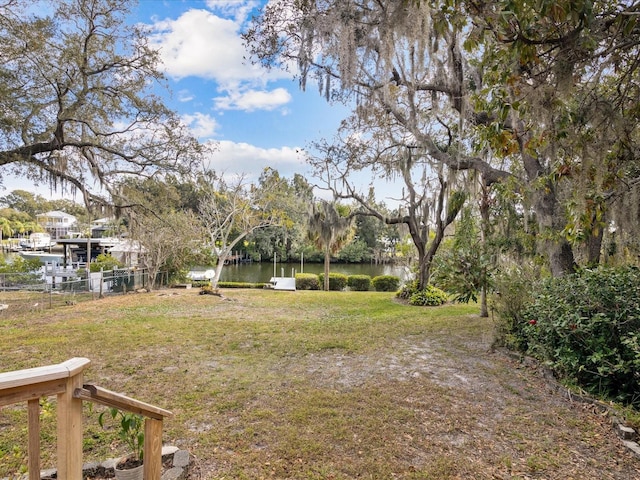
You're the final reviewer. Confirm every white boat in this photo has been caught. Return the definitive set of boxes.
[19,251,64,264]
[19,233,57,250]
[187,269,216,281]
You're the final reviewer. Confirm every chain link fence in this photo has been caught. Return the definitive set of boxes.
[0,268,166,315]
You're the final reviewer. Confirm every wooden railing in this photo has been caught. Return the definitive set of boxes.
[0,358,172,480]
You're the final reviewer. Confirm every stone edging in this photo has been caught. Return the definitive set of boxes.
[2,446,191,480]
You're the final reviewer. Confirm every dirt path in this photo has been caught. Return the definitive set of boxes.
[192,316,640,479]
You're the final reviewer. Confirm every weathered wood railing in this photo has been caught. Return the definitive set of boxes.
[0,358,172,480]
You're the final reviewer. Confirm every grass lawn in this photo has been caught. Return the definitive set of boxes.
[1,289,638,479]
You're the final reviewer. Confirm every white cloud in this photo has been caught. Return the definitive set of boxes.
[181,112,220,139]
[177,89,194,102]
[205,0,260,24]
[147,5,292,113]
[150,9,254,84]
[202,140,307,180]
[214,87,292,111]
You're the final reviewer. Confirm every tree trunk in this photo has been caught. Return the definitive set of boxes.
[323,248,331,291]
[585,229,604,267]
[416,255,430,291]
[211,258,226,290]
[534,186,577,277]
[479,184,490,318]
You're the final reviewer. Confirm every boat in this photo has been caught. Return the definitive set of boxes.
[19,232,57,250]
[187,269,216,281]
[19,251,64,264]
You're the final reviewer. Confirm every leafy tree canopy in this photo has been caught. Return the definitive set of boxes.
[0,0,204,209]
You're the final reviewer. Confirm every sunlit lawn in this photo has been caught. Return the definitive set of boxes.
[1,289,637,479]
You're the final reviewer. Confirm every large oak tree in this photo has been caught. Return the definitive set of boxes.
[245,0,640,277]
[0,0,203,208]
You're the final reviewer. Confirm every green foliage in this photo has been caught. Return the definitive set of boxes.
[433,207,492,303]
[200,284,217,295]
[0,255,43,286]
[218,282,265,289]
[371,275,400,292]
[318,272,348,291]
[0,255,42,274]
[295,273,320,290]
[508,267,640,406]
[89,254,124,273]
[98,408,145,461]
[397,280,448,306]
[337,238,371,263]
[347,274,371,291]
[491,266,539,351]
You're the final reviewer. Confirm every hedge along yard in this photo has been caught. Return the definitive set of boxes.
[1,289,639,479]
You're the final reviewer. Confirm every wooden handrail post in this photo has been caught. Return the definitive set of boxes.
[74,383,172,480]
[56,359,90,480]
[1,359,172,480]
[27,399,40,480]
[143,418,164,480]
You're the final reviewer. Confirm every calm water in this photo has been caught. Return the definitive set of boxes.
[219,262,409,283]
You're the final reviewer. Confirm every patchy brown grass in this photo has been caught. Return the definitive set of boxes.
[1,289,638,479]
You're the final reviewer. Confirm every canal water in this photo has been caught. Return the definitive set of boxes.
[219,261,409,284]
[2,251,410,285]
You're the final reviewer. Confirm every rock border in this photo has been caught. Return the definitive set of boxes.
[3,446,191,480]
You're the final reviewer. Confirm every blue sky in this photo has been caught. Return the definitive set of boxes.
[137,0,349,185]
[6,0,351,200]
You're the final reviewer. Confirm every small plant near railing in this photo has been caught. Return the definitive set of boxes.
[98,408,145,468]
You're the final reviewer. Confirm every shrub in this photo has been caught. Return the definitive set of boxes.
[200,284,217,295]
[318,272,348,291]
[295,273,320,290]
[396,280,448,306]
[372,275,400,292]
[409,285,448,306]
[396,279,419,300]
[491,266,539,351]
[518,266,640,407]
[218,282,264,289]
[90,253,124,273]
[347,275,371,291]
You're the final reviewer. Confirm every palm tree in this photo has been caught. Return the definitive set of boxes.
[308,201,354,291]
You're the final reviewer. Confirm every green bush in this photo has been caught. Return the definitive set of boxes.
[396,279,418,300]
[347,275,371,291]
[409,285,448,306]
[518,266,640,407]
[318,272,348,291]
[491,266,539,351]
[295,273,320,290]
[89,253,124,273]
[371,275,400,292]
[218,282,265,289]
[396,280,448,306]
